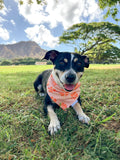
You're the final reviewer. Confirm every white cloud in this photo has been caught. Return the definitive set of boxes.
[0,16,6,23]
[0,4,10,41]
[0,4,8,23]
[0,27,9,40]
[16,0,102,29]
[15,0,102,47]
[0,4,8,15]
[15,0,47,25]
[5,40,17,44]
[10,19,16,26]
[25,25,59,47]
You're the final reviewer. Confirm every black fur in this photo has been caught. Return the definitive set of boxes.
[34,69,52,94]
[34,50,89,114]
[44,94,60,115]
[43,51,89,72]
[34,74,43,92]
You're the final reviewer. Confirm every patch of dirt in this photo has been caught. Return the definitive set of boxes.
[103,119,120,133]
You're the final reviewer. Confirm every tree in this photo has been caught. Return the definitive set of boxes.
[86,44,120,63]
[0,60,12,65]
[98,0,120,21]
[59,22,120,57]
[104,45,120,63]
[0,0,3,9]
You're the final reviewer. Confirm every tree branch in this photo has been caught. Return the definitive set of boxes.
[81,40,100,55]
[81,39,111,55]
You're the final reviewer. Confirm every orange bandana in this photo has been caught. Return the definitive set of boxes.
[47,74,80,110]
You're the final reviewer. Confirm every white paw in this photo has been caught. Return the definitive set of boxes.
[48,119,61,135]
[39,93,45,97]
[78,113,90,124]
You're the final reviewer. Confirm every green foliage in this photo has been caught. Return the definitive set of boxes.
[60,22,120,51]
[0,0,3,9]
[12,58,36,65]
[0,65,120,159]
[47,60,52,65]
[1,60,12,66]
[86,44,120,63]
[19,0,46,5]
[59,22,120,62]
[0,58,41,66]
[98,0,119,9]
[98,0,120,21]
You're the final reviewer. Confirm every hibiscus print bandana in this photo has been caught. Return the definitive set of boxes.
[47,74,81,110]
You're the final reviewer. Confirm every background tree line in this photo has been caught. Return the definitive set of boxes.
[0,58,52,66]
[0,58,39,66]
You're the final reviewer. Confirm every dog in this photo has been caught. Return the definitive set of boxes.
[34,50,90,135]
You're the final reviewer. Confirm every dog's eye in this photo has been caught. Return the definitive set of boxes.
[77,62,81,66]
[59,61,65,65]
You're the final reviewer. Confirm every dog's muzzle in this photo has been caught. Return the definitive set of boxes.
[65,73,76,83]
[64,73,77,91]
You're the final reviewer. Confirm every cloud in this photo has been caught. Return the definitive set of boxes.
[16,0,102,29]
[0,4,8,23]
[0,16,7,23]
[0,4,10,41]
[25,25,59,47]
[10,19,16,26]
[15,0,102,47]
[0,27,10,40]
[16,0,47,25]
[5,40,17,44]
[0,4,8,15]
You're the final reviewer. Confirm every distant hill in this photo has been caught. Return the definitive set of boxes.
[0,41,47,59]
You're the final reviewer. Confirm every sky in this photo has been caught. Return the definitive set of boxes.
[0,0,120,52]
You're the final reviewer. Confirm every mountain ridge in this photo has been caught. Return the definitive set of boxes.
[0,41,47,59]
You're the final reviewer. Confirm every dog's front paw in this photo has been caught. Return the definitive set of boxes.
[39,93,45,97]
[78,113,90,124]
[48,120,61,135]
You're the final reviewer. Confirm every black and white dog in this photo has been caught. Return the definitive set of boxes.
[34,50,90,135]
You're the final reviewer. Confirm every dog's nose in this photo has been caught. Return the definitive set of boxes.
[65,74,76,83]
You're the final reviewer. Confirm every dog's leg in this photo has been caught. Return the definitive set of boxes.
[73,103,90,124]
[47,105,61,135]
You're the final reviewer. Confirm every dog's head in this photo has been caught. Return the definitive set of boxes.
[43,50,89,91]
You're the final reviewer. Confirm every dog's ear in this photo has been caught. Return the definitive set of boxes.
[82,56,89,68]
[43,50,60,63]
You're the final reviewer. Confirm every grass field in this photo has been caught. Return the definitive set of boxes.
[0,64,120,160]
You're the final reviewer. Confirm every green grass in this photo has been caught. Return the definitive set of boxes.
[0,64,120,160]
